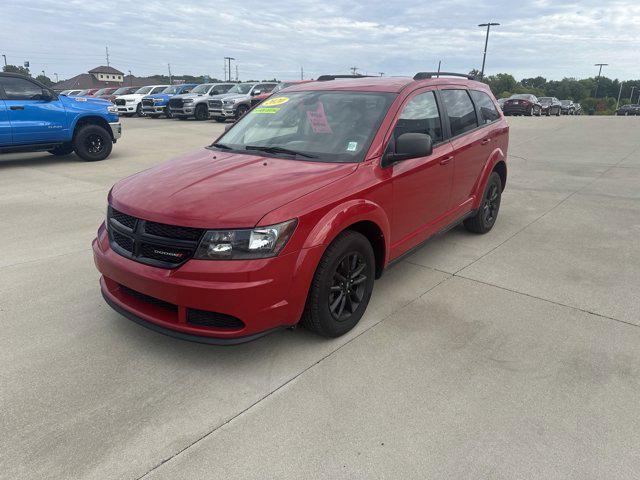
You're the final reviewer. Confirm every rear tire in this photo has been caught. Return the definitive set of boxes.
[301,231,375,338]
[463,172,502,234]
[73,124,112,161]
[48,144,74,156]
[194,104,209,121]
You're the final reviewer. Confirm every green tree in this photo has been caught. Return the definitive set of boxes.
[521,76,547,89]
[483,73,517,96]
[2,64,30,76]
[36,74,53,87]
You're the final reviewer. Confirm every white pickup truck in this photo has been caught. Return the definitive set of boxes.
[113,85,170,117]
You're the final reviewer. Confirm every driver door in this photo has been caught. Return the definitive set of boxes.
[0,76,68,144]
[387,89,454,253]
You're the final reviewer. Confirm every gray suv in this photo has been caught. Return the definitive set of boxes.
[168,83,236,120]
[208,82,279,122]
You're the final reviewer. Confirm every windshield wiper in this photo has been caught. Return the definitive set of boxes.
[245,145,318,159]
[209,142,232,150]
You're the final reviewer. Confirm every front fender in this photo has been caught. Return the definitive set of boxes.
[472,147,506,209]
[302,199,391,265]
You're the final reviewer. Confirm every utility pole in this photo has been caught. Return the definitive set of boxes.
[41,70,46,78]
[235,64,238,81]
[350,66,358,75]
[616,82,624,110]
[1,54,6,67]
[167,63,172,84]
[437,60,442,77]
[300,66,304,80]
[593,63,608,98]
[478,22,500,79]
[128,70,132,86]
[54,73,59,82]
[629,86,636,102]
[378,72,385,77]
[105,46,110,67]
[224,57,235,82]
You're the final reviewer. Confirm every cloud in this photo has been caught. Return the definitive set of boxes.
[1,0,638,81]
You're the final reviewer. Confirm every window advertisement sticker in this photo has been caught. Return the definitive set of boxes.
[306,102,333,134]
[261,96,289,107]
[347,141,358,151]
[253,107,281,114]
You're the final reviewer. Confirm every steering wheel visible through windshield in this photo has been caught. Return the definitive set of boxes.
[213,91,396,163]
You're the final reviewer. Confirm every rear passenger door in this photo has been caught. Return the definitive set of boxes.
[440,89,485,209]
[387,89,454,246]
[0,99,11,145]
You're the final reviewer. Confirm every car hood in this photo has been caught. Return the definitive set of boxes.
[219,93,250,102]
[109,149,357,228]
[173,92,213,100]
[116,94,145,101]
[145,93,170,100]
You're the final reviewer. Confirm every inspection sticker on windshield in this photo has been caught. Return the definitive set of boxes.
[253,107,281,114]
[347,141,358,151]
[261,96,289,107]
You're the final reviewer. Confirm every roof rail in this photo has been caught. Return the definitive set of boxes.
[316,74,375,81]
[413,72,476,80]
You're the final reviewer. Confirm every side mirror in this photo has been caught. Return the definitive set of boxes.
[383,133,433,166]
[210,90,219,96]
[251,90,262,96]
[40,89,54,101]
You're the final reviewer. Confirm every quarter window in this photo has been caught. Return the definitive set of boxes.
[470,90,500,124]
[441,89,478,137]
[0,77,46,100]
[393,91,443,145]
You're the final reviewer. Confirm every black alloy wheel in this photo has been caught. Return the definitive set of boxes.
[328,252,368,322]
[463,171,502,234]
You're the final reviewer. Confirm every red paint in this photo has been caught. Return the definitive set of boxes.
[94,76,509,342]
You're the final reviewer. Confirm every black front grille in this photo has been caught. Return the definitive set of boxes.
[142,98,155,107]
[120,285,178,312]
[168,98,184,108]
[208,100,222,109]
[187,308,245,330]
[107,206,205,268]
[115,99,126,106]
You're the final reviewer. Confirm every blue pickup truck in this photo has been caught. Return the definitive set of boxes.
[0,73,121,161]
[141,83,198,118]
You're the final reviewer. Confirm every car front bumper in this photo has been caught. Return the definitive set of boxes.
[117,105,137,113]
[169,105,195,116]
[142,105,166,114]
[92,223,323,343]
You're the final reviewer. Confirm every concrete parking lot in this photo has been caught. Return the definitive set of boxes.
[2,116,640,479]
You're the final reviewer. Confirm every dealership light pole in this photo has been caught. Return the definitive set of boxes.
[1,54,7,67]
[630,86,636,102]
[616,81,623,110]
[593,63,608,98]
[128,70,132,86]
[478,22,500,79]
[224,57,235,82]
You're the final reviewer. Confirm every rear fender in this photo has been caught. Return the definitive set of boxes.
[472,148,506,209]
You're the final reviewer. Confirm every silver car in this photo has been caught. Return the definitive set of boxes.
[208,82,278,122]
[168,83,236,120]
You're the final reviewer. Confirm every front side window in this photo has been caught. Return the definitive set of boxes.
[470,90,500,124]
[1,77,47,100]
[164,85,180,94]
[135,86,153,95]
[214,91,396,163]
[392,91,443,145]
[441,89,478,137]
[227,83,254,95]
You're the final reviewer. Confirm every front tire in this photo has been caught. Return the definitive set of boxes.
[463,171,502,234]
[235,104,249,119]
[73,124,112,161]
[136,104,145,117]
[194,104,209,121]
[301,231,375,338]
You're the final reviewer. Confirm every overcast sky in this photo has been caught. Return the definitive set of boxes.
[2,0,639,82]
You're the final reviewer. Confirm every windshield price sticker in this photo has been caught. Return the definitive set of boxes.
[253,107,281,114]
[306,102,333,134]
[262,97,289,107]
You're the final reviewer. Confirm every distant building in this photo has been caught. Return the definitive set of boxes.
[53,66,164,91]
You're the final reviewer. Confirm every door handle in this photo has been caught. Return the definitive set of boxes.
[439,156,453,165]
[481,138,491,145]
[10,106,24,110]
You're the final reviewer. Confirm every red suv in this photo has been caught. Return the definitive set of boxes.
[93,72,508,344]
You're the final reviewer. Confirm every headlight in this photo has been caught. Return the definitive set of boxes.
[223,99,236,105]
[184,98,194,103]
[107,105,118,113]
[194,219,297,260]
[153,98,163,103]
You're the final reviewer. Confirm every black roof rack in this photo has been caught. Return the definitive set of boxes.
[316,74,376,81]
[413,72,476,80]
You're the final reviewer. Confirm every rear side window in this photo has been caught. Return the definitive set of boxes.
[470,90,500,124]
[0,77,45,100]
[393,91,443,144]
[441,89,478,137]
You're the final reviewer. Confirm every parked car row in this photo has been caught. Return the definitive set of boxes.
[499,94,582,116]
[615,104,640,116]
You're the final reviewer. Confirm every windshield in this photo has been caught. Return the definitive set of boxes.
[227,83,254,94]
[511,94,535,101]
[135,86,153,94]
[538,97,552,103]
[94,88,108,96]
[561,100,571,105]
[192,84,212,94]
[164,85,180,94]
[214,91,396,163]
